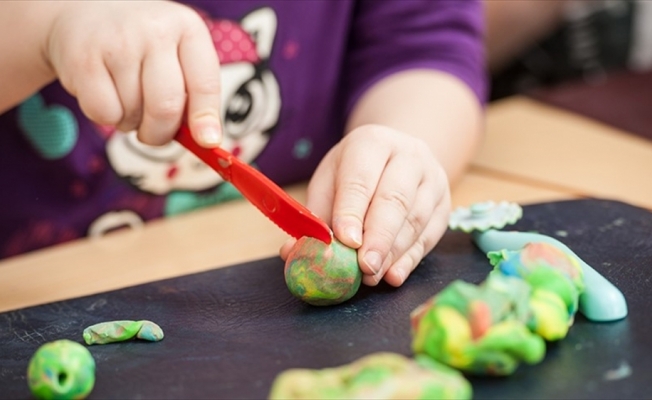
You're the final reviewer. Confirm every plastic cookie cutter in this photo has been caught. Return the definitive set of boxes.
[449,201,628,322]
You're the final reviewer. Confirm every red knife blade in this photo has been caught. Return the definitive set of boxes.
[175,125,332,244]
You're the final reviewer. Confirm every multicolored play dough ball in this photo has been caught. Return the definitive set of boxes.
[285,236,362,306]
[27,339,95,400]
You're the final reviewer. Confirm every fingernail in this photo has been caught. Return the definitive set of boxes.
[396,268,407,285]
[200,126,221,145]
[345,226,362,247]
[363,251,382,275]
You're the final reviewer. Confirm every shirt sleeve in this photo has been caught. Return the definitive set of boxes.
[342,0,487,115]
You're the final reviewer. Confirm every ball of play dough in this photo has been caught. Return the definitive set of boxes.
[285,236,362,306]
[27,339,96,400]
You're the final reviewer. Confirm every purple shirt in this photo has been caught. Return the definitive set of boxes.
[0,0,485,259]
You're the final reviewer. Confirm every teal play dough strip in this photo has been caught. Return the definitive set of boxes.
[473,229,628,322]
[83,320,164,345]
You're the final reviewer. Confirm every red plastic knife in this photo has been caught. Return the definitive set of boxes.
[175,125,332,244]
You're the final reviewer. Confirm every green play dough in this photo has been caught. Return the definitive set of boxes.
[83,320,164,345]
[268,352,472,399]
[284,236,362,306]
[27,339,95,400]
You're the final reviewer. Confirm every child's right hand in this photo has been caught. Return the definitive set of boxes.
[45,0,222,147]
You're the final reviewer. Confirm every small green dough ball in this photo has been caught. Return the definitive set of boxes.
[27,339,96,400]
[285,236,362,306]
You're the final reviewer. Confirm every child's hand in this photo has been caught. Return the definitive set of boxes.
[281,124,451,287]
[46,1,222,147]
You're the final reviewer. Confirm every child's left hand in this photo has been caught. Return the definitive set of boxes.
[280,124,451,287]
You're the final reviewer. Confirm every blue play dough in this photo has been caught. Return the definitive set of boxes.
[18,94,79,159]
[473,229,628,322]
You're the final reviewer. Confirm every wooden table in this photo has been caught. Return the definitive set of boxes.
[2,96,652,314]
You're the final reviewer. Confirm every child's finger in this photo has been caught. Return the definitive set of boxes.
[361,163,431,286]
[105,46,144,133]
[279,238,297,261]
[70,58,123,128]
[179,23,222,148]
[382,198,449,287]
[331,129,391,274]
[357,151,421,280]
[138,47,186,146]
[305,151,336,232]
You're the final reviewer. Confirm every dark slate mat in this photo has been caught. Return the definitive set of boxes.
[1,199,651,399]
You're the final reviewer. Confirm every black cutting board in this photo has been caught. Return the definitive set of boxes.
[1,199,651,399]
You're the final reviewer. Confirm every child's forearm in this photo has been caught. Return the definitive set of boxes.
[0,1,63,112]
[345,69,484,186]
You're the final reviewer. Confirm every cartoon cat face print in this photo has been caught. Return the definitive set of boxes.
[106,132,218,194]
[106,7,281,195]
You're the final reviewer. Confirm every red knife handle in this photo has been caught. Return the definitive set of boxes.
[175,126,232,181]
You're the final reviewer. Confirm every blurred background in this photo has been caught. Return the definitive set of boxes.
[485,0,652,101]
